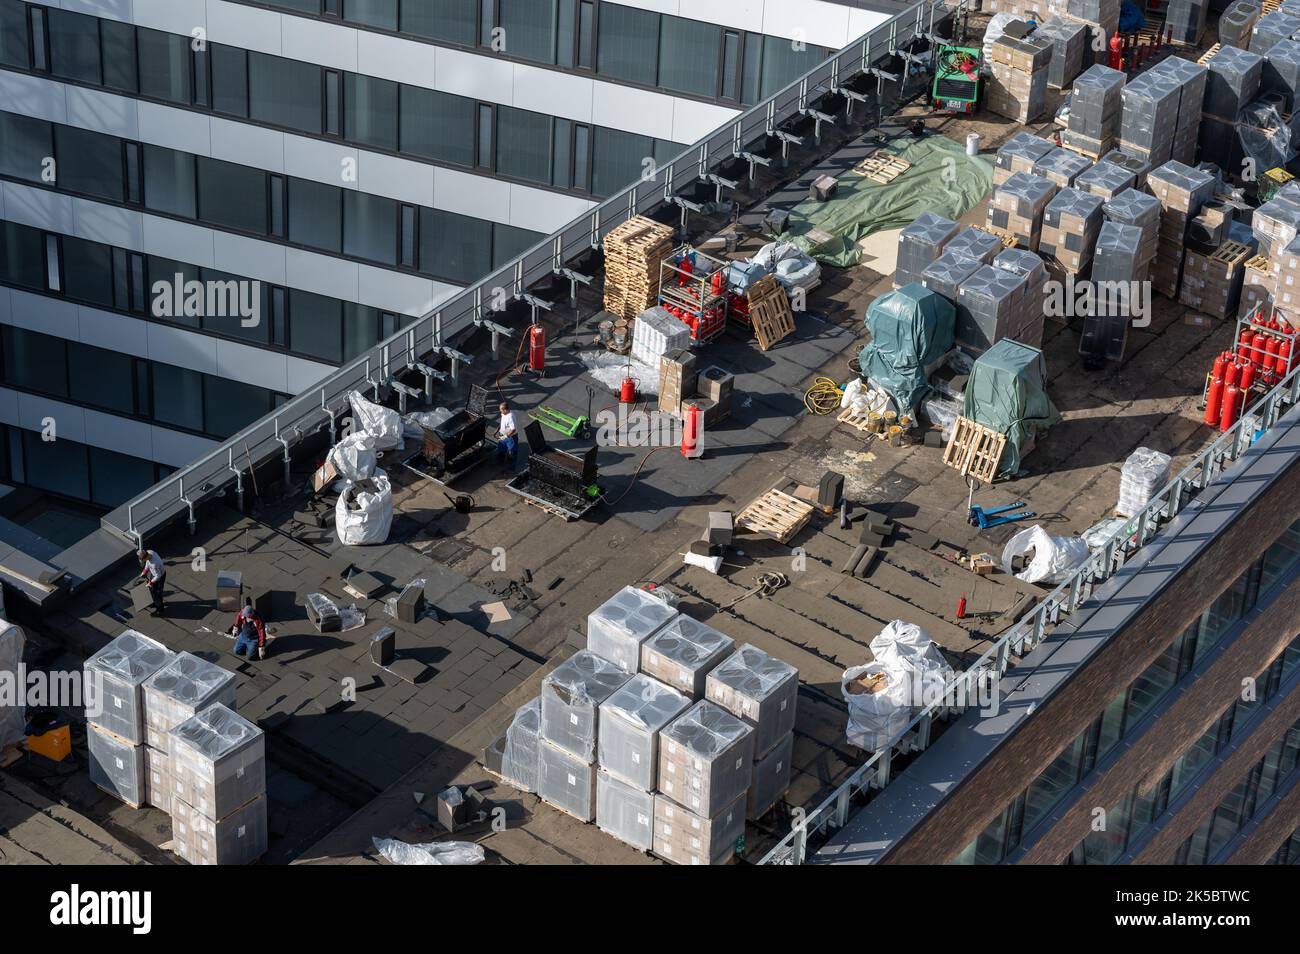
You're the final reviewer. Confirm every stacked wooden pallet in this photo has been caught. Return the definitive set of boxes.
[603,216,675,322]
[747,274,796,351]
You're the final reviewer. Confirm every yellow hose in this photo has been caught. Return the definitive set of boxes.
[804,376,844,415]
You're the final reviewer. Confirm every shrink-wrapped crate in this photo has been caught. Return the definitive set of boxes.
[596,771,655,850]
[585,585,677,674]
[539,649,630,760]
[143,653,236,755]
[172,794,267,866]
[993,132,1055,186]
[0,620,26,749]
[537,738,597,821]
[1117,447,1173,517]
[747,731,794,820]
[652,792,746,866]
[895,213,959,287]
[169,704,265,823]
[658,700,755,817]
[598,673,688,790]
[639,615,733,698]
[705,643,798,757]
[88,724,145,807]
[83,630,173,745]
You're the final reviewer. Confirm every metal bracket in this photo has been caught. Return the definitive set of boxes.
[667,193,705,233]
[801,107,837,141]
[409,361,447,401]
[736,150,771,183]
[391,379,423,414]
[704,172,739,205]
[227,449,245,512]
[437,345,472,383]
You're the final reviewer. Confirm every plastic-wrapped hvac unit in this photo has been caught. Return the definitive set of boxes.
[88,724,146,807]
[1117,447,1173,517]
[921,250,984,302]
[943,226,1003,265]
[501,698,542,793]
[895,213,960,287]
[639,615,734,698]
[1249,10,1300,54]
[658,700,755,817]
[705,643,799,758]
[143,653,237,755]
[596,771,655,850]
[585,585,678,674]
[539,649,630,760]
[169,704,266,823]
[83,630,174,745]
[747,731,794,820]
[1220,0,1262,50]
[598,673,689,790]
[537,738,597,821]
[1203,45,1265,119]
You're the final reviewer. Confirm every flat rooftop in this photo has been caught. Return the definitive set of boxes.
[4,19,1238,865]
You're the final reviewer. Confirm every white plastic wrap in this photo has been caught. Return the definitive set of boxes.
[540,650,631,760]
[347,390,403,451]
[1116,447,1171,517]
[868,620,953,706]
[326,433,377,482]
[82,629,173,746]
[1001,525,1090,584]
[981,13,1019,76]
[1082,516,1137,550]
[335,470,394,546]
[405,407,454,431]
[922,393,963,442]
[753,241,820,292]
[842,663,910,752]
[371,837,485,866]
[501,698,542,793]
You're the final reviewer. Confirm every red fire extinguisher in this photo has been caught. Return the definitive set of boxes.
[681,403,702,459]
[1108,33,1123,71]
[619,374,638,403]
[528,324,546,373]
[956,593,967,620]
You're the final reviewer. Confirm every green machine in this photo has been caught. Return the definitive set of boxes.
[931,44,981,114]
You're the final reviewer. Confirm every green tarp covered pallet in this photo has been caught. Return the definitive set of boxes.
[858,283,955,415]
[963,339,1059,477]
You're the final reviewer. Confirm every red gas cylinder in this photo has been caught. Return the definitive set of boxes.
[678,255,694,286]
[711,271,725,295]
[1263,335,1281,381]
[1220,382,1241,432]
[1240,361,1256,395]
[620,375,638,403]
[1205,375,1224,426]
[1280,338,1294,376]
[1237,331,1254,363]
[1211,352,1228,382]
[528,323,546,372]
[681,403,702,459]
[1108,33,1123,70]
[1251,332,1269,368]
[1224,360,1240,389]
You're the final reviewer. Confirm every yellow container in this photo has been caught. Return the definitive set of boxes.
[27,725,71,762]
[888,425,904,447]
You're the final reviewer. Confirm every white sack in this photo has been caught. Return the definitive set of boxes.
[1001,525,1090,585]
[347,390,403,451]
[842,663,911,752]
[869,620,954,708]
[327,433,377,482]
[335,470,393,546]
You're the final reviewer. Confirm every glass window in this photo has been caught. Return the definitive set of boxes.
[343,302,380,360]
[325,70,341,137]
[249,53,322,134]
[54,125,124,202]
[151,363,204,432]
[557,0,575,68]
[0,112,53,184]
[499,0,556,63]
[495,106,552,184]
[143,145,197,218]
[343,190,397,265]
[147,256,202,328]
[400,84,478,166]
[47,9,102,85]
[0,0,29,70]
[100,18,138,92]
[193,47,210,108]
[196,157,268,234]
[592,127,652,197]
[1081,793,1133,865]
[578,1,594,69]
[88,445,155,508]
[211,44,249,117]
[420,207,489,283]
[61,236,114,309]
[137,28,192,105]
[760,34,824,99]
[573,123,590,192]
[2,326,67,398]
[401,0,477,45]
[0,221,45,290]
[1123,637,1184,733]
[741,31,762,105]
[598,4,658,85]
[1262,520,1300,592]
[29,6,45,72]
[1022,735,1084,836]
[659,17,720,97]
[200,267,270,344]
[69,342,134,414]
[477,103,493,168]
[1193,573,1250,664]
[203,375,272,439]
[553,118,572,190]
[288,177,342,252]
[22,430,89,500]
[722,30,740,101]
[289,288,342,363]
[345,0,397,30]
[493,223,538,267]
[344,74,399,151]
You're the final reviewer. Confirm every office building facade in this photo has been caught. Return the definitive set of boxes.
[0,0,893,510]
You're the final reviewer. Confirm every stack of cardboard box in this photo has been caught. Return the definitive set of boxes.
[1103,188,1163,282]
[986,32,1053,123]
[986,173,1059,250]
[993,247,1050,348]
[1146,161,1217,297]
[1033,146,1094,190]
[1039,187,1106,274]
[1063,64,1125,158]
[956,265,1032,355]
[895,213,960,287]
[993,132,1055,187]
[1240,255,1276,318]
[1198,45,1265,170]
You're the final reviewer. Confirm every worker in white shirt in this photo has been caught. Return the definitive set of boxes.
[497,400,518,468]
[137,549,166,616]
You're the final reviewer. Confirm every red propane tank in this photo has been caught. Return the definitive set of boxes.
[528,323,546,372]
[620,375,638,404]
[1220,382,1241,432]
[681,403,702,459]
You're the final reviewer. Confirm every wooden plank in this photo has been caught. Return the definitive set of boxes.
[736,488,815,544]
[943,416,1006,483]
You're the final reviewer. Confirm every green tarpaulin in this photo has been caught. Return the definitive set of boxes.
[858,284,955,415]
[785,133,993,267]
[963,339,1060,477]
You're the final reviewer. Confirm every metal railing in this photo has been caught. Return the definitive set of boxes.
[104,0,957,545]
[758,357,1300,864]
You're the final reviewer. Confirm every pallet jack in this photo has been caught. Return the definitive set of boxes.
[968,501,1036,529]
[529,405,592,441]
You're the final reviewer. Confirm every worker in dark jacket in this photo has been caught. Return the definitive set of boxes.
[229,597,267,661]
[137,549,166,616]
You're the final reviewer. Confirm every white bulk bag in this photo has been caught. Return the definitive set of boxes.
[868,620,953,707]
[842,663,911,752]
[1001,525,1090,585]
[326,433,377,482]
[347,390,403,451]
[335,470,394,546]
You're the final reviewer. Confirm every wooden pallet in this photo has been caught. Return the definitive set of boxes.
[603,216,675,322]
[837,406,877,434]
[973,224,1018,249]
[1263,0,1280,13]
[736,488,815,544]
[852,153,911,184]
[1196,43,1221,65]
[942,416,1007,483]
[1246,254,1271,273]
[747,274,796,351]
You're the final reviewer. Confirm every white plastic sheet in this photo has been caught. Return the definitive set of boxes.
[1001,525,1090,585]
[327,433,377,482]
[1117,447,1171,517]
[348,390,403,451]
[981,14,1018,76]
[842,663,910,752]
[335,470,394,546]
[753,241,821,292]
[371,837,485,866]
